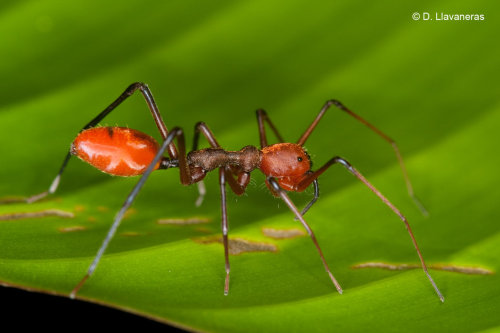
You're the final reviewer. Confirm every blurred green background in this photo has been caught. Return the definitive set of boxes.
[0,0,499,332]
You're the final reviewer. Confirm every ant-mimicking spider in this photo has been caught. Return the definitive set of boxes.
[6,82,444,301]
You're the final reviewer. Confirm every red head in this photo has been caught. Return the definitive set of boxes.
[259,143,311,192]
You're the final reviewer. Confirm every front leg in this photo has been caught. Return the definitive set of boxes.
[296,100,427,216]
[295,156,444,302]
[267,177,343,294]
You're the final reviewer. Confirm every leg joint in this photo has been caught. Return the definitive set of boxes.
[267,177,282,193]
[331,156,354,171]
[326,99,346,110]
[256,108,267,117]
[194,121,206,130]
[126,82,148,95]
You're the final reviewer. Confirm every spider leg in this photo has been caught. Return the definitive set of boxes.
[297,100,427,216]
[256,109,285,148]
[4,82,177,204]
[295,156,444,302]
[70,127,185,298]
[267,177,343,295]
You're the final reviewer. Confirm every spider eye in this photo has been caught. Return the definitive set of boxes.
[297,156,303,162]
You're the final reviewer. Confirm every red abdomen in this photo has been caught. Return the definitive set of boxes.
[71,127,161,176]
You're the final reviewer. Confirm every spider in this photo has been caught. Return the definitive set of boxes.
[8,82,443,301]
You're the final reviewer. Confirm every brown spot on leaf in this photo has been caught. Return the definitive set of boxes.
[120,231,144,237]
[87,216,97,222]
[194,226,214,234]
[123,208,137,219]
[0,196,29,204]
[74,205,86,212]
[97,206,109,212]
[262,227,306,239]
[157,217,212,225]
[351,262,494,275]
[59,226,86,233]
[0,209,74,221]
[195,237,278,255]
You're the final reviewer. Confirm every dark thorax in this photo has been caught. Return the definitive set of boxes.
[187,145,262,173]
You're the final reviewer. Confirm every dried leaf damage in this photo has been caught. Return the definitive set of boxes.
[157,217,212,225]
[352,262,494,275]
[195,237,278,255]
[262,227,306,239]
[0,209,75,221]
[58,226,86,233]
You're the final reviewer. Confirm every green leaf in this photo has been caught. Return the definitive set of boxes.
[1,0,499,332]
